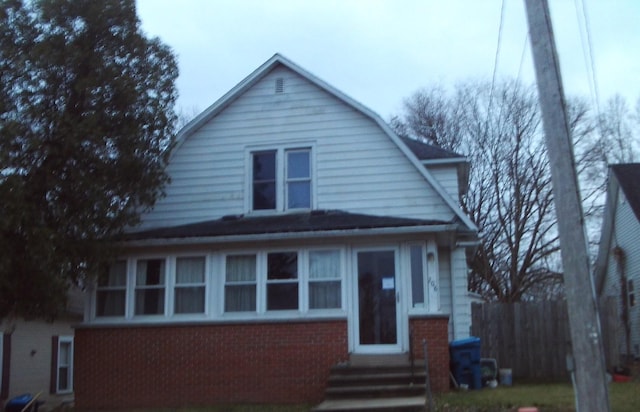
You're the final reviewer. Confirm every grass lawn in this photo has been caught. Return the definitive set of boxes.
[68,382,639,411]
[433,381,639,411]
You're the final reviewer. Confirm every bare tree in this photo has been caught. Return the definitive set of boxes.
[395,80,564,301]
[395,82,640,302]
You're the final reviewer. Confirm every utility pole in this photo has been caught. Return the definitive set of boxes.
[523,1,610,411]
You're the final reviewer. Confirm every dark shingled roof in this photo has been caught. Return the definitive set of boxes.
[612,163,640,222]
[124,210,450,241]
[399,136,465,161]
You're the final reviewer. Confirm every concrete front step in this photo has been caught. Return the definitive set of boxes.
[328,371,426,387]
[311,396,426,412]
[325,383,425,399]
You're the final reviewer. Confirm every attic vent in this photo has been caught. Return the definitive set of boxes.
[275,77,284,94]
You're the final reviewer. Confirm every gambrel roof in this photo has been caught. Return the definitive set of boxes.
[173,53,476,233]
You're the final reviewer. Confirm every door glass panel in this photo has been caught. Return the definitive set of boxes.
[357,251,397,345]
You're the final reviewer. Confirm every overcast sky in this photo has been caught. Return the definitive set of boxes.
[136,0,639,121]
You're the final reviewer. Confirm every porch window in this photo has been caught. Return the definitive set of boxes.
[174,257,206,314]
[410,245,425,307]
[267,252,299,310]
[135,259,165,315]
[225,255,257,312]
[96,260,127,317]
[309,250,341,309]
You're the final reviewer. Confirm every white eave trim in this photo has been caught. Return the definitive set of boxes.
[123,224,459,248]
[421,158,467,166]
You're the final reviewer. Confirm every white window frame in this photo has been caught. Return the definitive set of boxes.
[246,143,315,213]
[307,249,343,310]
[222,248,344,317]
[95,260,127,318]
[405,240,439,315]
[172,256,208,316]
[92,247,346,323]
[56,336,74,394]
[223,254,259,313]
[134,258,168,317]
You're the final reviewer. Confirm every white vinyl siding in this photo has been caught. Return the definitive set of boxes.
[602,191,640,357]
[0,318,79,403]
[425,166,460,200]
[138,66,453,229]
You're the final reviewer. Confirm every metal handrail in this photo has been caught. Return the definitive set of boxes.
[423,339,435,411]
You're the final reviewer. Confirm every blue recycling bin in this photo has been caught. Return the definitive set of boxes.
[450,336,482,389]
[4,394,41,412]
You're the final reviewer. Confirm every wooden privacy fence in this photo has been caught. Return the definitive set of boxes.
[470,299,620,380]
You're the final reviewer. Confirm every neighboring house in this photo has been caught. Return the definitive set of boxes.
[595,163,640,363]
[75,54,479,410]
[1,291,82,410]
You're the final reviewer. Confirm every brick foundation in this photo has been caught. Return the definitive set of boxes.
[410,315,451,393]
[74,320,348,410]
[75,316,450,410]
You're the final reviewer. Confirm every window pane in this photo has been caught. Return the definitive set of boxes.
[226,255,256,282]
[100,261,127,287]
[310,281,341,309]
[267,283,298,310]
[287,150,310,179]
[58,367,69,391]
[267,252,297,280]
[309,250,340,279]
[410,245,425,306]
[225,285,256,312]
[253,151,277,210]
[59,342,71,365]
[135,289,165,315]
[136,259,165,286]
[175,287,205,314]
[253,151,276,180]
[253,182,276,210]
[176,257,205,284]
[287,181,310,209]
[96,290,126,317]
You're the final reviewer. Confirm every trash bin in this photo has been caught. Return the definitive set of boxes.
[450,337,482,389]
[4,394,41,412]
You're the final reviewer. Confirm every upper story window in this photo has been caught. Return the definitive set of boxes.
[250,147,312,212]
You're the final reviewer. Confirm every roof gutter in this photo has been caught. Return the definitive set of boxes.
[122,223,459,248]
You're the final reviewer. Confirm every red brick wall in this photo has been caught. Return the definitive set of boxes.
[410,315,450,393]
[74,320,348,410]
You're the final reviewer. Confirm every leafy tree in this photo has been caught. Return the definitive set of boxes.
[0,0,178,320]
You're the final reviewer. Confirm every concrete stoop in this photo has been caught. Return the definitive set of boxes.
[311,357,427,412]
[311,396,426,412]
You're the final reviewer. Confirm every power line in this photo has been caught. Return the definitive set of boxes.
[574,0,602,115]
[486,0,506,135]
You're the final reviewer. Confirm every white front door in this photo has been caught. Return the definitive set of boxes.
[353,249,403,353]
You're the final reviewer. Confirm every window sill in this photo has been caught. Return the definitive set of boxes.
[79,311,347,329]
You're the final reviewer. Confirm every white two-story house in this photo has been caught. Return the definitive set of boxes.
[74,54,478,410]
